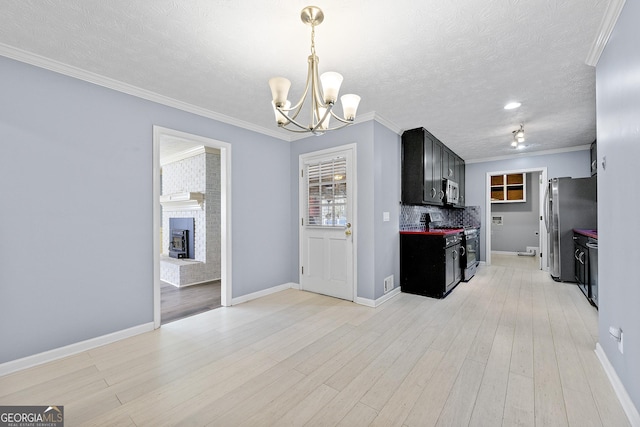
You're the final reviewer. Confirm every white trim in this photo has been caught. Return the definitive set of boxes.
[153,126,232,330]
[595,343,640,427]
[355,287,402,308]
[485,167,547,269]
[0,43,289,141]
[231,283,296,305]
[491,250,521,256]
[299,144,358,302]
[0,323,154,377]
[465,145,590,164]
[0,43,401,143]
[161,277,221,288]
[585,0,627,66]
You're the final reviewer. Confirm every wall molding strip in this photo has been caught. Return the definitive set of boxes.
[0,322,154,377]
[595,343,640,427]
[585,0,627,66]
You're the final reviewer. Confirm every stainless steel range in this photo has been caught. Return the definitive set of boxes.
[461,227,480,281]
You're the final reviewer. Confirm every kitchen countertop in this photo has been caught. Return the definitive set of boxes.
[400,228,464,236]
[574,228,598,239]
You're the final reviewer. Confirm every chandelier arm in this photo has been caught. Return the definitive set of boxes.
[275,107,316,131]
[328,110,353,124]
[317,120,353,132]
[309,103,335,133]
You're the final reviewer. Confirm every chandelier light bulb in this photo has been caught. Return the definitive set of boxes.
[320,72,343,104]
[341,94,361,121]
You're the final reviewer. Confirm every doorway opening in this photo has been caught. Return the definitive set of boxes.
[152,126,232,328]
[485,167,548,270]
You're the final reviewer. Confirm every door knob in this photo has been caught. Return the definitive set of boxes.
[345,229,352,236]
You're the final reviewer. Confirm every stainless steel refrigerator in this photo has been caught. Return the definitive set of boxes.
[544,177,597,282]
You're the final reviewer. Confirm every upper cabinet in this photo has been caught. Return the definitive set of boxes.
[401,128,465,207]
[590,140,597,176]
[490,173,526,203]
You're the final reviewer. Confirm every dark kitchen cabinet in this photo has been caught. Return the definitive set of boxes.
[400,232,462,298]
[457,157,466,205]
[590,140,597,176]
[401,128,465,207]
[402,128,443,205]
[574,232,590,299]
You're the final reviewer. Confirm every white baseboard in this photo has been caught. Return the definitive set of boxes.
[595,343,640,427]
[491,250,520,256]
[355,287,401,308]
[0,322,154,377]
[231,282,296,305]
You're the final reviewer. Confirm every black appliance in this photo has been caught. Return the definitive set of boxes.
[169,229,189,259]
[168,217,195,259]
[461,227,480,281]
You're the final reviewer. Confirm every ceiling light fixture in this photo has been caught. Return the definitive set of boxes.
[511,124,525,148]
[504,102,522,110]
[268,6,361,136]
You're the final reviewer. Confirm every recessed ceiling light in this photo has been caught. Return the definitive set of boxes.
[504,102,521,110]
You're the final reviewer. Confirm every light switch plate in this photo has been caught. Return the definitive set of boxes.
[383,212,390,222]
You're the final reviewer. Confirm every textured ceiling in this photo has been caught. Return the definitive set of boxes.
[0,0,608,160]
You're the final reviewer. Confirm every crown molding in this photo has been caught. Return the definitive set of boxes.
[0,43,403,144]
[0,42,290,141]
[465,144,591,164]
[585,0,626,66]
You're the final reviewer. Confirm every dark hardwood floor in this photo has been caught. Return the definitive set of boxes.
[161,280,222,325]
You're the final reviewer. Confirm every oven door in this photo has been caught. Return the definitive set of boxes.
[465,232,479,268]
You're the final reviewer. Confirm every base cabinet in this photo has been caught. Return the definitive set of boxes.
[400,233,462,298]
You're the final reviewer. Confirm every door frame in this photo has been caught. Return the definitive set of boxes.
[484,166,548,270]
[152,126,232,329]
[298,143,358,301]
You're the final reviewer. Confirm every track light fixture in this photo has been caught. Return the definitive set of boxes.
[511,124,525,148]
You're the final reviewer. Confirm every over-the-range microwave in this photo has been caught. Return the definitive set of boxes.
[444,179,459,205]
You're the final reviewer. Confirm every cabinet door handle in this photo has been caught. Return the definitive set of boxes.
[452,250,457,260]
[575,248,580,260]
[449,168,453,177]
[431,188,436,198]
[579,251,585,264]
[438,190,444,200]
[591,160,597,169]
[460,246,466,256]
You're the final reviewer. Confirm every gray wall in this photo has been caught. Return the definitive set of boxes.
[0,56,292,363]
[596,0,640,411]
[289,121,401,301]
[491,172,540,252]
[465,150,591,261]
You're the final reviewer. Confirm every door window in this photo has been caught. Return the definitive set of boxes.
[306,157,348,227]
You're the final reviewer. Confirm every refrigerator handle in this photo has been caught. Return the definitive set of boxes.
[543,183,550,232]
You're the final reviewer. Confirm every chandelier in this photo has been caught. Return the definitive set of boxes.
[268,6,361,135]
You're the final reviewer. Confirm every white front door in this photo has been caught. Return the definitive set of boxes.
[300,146,355,301]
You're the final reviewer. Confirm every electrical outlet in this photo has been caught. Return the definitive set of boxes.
[384,275,394,293]
[619,331,624,354]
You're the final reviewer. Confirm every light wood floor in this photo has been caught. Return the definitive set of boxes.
[0,259,629,426]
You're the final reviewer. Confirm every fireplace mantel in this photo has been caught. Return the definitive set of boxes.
[160,192,204,211]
